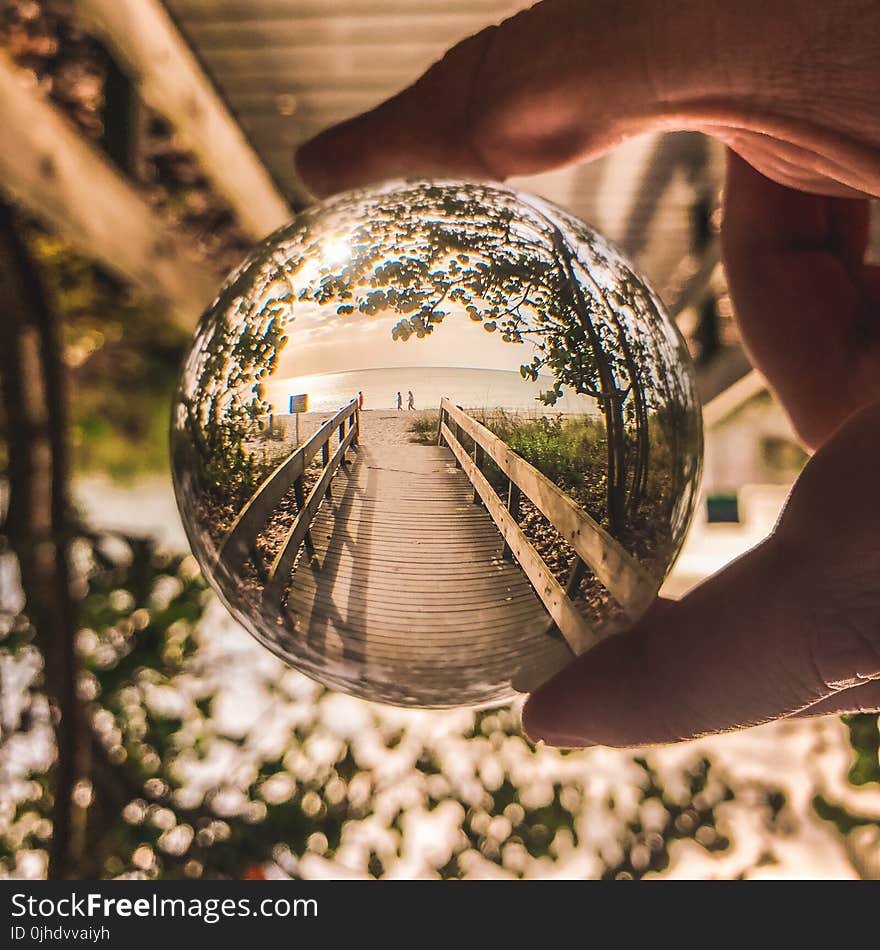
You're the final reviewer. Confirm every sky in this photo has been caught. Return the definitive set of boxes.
[272,298,538,381]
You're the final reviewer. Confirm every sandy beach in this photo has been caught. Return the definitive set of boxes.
[272,407,437,450]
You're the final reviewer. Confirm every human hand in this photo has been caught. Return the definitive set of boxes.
[295,0,880,743]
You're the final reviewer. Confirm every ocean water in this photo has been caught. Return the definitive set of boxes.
[267,367,598,415]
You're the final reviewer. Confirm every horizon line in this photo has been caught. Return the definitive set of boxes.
[274,365,552,378]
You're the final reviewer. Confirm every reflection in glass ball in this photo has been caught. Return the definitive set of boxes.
[171,180,702,708]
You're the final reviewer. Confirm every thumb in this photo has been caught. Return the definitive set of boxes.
[523,398,880,747]
[522,539,823,747]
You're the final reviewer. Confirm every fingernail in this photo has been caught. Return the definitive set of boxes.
[521,697,594,749]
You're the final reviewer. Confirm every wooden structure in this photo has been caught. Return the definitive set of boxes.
[77,0,290,237]
[217,397,359,581]
[0,1,292,330]
[0,0,759,676]
[438,399,658,653]
[285,437,567,704]
[212,397,659,701]
[0,49,218,328]
[162,0,724,308]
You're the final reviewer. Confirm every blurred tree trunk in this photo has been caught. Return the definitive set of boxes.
[0,203,86,879]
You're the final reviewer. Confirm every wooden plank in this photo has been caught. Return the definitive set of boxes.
[251,432,571,695]
[702,368,767,428]
[169,0,515,20]
[310,502,489,516]
[441,399,658,618]
[286,596,546,624]
[201,41,456,71]
[308,549,506,568]
[266,423,358,597]
[276,629,558,663]
[218,398,357,570]
[0,50,217,328]
[286,586,553,636]
[76,0,292,236]
[442,422,595,655]
[291,583,540,610]
[287,559,516,584]
[290,574,539,602]
[310,525,505,542]
[184,13,494,49]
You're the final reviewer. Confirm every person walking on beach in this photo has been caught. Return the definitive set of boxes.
[358,390,364,409]
[407,390,415,411]
[396,391,402,411]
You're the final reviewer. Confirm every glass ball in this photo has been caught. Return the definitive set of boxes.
[171,180,702,708]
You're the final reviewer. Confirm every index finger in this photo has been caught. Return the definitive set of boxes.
[294,0,665,197]
[295,26,499,198]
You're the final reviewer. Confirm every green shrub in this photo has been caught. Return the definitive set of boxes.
[408,412,440,444]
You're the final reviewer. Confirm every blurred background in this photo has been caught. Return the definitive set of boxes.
[2,0,880,880]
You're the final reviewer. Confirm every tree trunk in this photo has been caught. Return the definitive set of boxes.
[548,227,628,535]
[609,316,649,515]
[0,204,86,879]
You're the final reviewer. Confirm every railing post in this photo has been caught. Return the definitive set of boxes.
[437,406,445,446]
[293,475,315,557]
[453,423,463,467]
[501,480,521,559]
[565,555,588,599]
[473,444,485,506]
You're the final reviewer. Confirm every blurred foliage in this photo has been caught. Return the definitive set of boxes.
[1,0,104,139]
[813,715,880,855]
[0,0,257,478]
[843,715,880,787]
[1,526,752,880]
[22,226,188,478]
[1,0,253,273]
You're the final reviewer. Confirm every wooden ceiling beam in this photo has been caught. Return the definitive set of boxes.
[76,0,294,231]
[171,0,515,20]
[0,51,217,329]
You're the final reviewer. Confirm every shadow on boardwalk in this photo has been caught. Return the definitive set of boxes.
[283,435,570,706]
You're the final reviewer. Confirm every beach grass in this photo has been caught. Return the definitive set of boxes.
[473,410,607,496]
[408,412,440,444]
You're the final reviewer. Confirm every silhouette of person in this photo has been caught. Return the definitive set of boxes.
[396,391,402,411]
[358,390,364,409]
[407,390,415,411]
[297,1,880,748]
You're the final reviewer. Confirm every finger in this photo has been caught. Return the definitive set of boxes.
[522,537,828,748]
[295,26,499,198]
[721,149,880,449]
[791,681,880,718]
[523,398,880,748]
[296,0,678,197]
[297,0,880,200]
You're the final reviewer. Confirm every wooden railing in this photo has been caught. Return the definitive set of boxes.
[216,398,359,600]
[438,398,659,655]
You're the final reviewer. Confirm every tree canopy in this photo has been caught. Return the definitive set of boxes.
[294,181,700,537]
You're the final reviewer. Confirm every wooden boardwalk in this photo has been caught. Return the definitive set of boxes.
[282,441,573,706]
[221,399,657,707]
